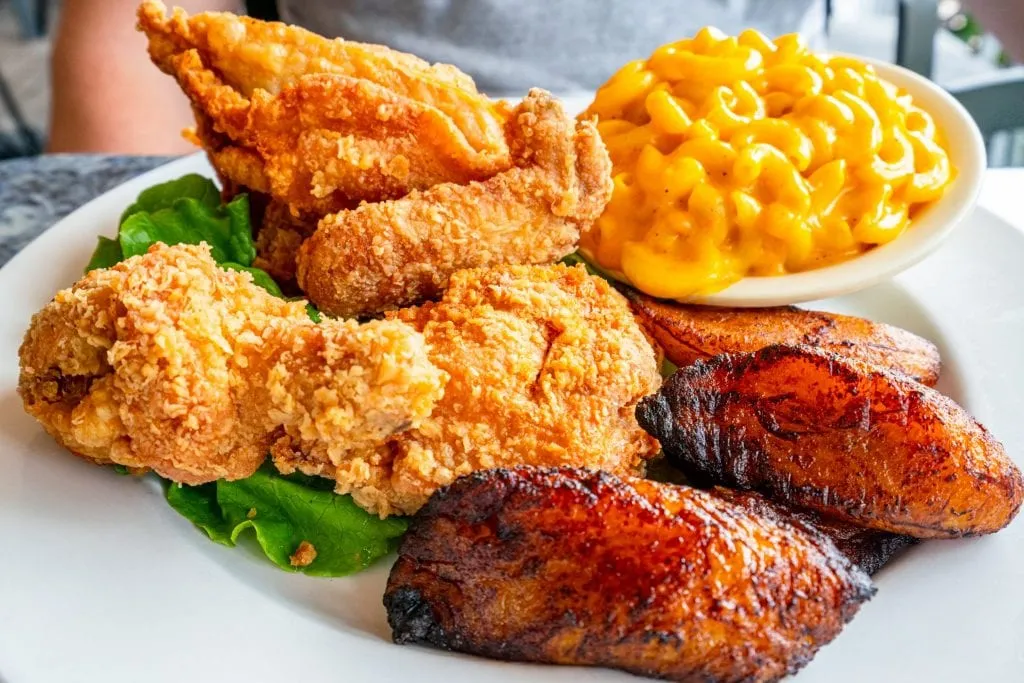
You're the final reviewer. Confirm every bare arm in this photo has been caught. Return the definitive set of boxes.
[47,0,239,154]
[961,0,1024,63]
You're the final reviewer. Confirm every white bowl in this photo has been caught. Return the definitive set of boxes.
[579,56,987,308]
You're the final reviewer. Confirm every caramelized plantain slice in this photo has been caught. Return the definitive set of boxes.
[622,289,941,386]
[637,345,1024,538]
[809,518,917,576]
[711,487,916,576]
[386,466,874,683]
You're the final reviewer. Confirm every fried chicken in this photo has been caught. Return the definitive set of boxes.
[274,264,662,516]
[386,467,874,683]
[637,344,1024,538]
[250,197,316,285]
[296,90,613,317]
[138,1,511,215]
[18,243,445,484]
[22,249,658,518]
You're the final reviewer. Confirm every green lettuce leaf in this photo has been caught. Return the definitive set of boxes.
[165,466,408,576]
[165,482,234,545]
[119,173,220,223]
[86,175,278,295]
[85,236,124,273]
[119,193,255,265]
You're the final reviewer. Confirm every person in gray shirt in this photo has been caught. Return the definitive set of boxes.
[48,0,823,153]
[280,0,826,97]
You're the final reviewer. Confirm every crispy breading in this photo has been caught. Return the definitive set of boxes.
[273,264,661,516]
[251,198,317,284]
[385,467,874,683]
[623,289,942,385]
[637,344,1024,538]
[18,243,445,484]
[138,0,507,152]
[296,90,613,317]
[138,1,511,213]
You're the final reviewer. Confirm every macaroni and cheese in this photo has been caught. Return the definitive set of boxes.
[581,28,954,299]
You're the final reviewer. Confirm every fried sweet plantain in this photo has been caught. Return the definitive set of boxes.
[623,289,941,386]
[809,518,916,576]
[711,487,916,576]
[386,466,874,683]
[637,345,1024,538]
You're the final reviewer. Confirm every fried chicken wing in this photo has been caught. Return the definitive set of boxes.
[296,90,613,318]
[624,289,941,385]
[385,467,874,683]
[18,243,445,484]
[274,264,661,516]
[637,345,1024,538]
[138,1,511,213]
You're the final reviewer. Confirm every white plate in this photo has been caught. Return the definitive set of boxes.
[1,154,1023,683]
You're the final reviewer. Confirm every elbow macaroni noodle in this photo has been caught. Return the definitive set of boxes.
[581,28,954,299]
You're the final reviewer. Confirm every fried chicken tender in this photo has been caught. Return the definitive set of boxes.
[274,264,661,516]
[251,197,316,284]
[138,1,510,215]
[637,345,1024,538]
[385,467,874,683]
[18,243,445,484]
[296,90,613,318]
[623,289,942,386]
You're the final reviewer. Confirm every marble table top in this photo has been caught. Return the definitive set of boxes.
[0,154,171,267]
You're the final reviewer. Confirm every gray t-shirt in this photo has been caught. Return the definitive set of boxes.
[279,0,827,96]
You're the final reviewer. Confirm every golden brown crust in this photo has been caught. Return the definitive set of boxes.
[138,1,508,151]
[251,198,318,285]
[18,243,445,484]
[296,90,613,318]
[274,264,661,516]
[385,467,874,683]
[637,345,1024,538]
[138,1,511,213]
[623,289,941,386]
[289,540,318,567]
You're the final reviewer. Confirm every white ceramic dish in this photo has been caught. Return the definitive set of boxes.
[2,155,1023,683]
[585,56,987,308]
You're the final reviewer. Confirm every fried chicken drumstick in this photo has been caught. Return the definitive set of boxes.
[296,90,613,317]
[20,249,658,517]
[637,344,1024,538]
[386,467,874,683]
[138,1,511,216]
[18,243,445,485]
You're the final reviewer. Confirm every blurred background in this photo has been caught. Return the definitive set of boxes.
[1,0,1021,163]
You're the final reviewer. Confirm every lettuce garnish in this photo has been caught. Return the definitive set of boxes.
[87,173,269,288]
[86,175,393,576]
[166,466,408,576]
